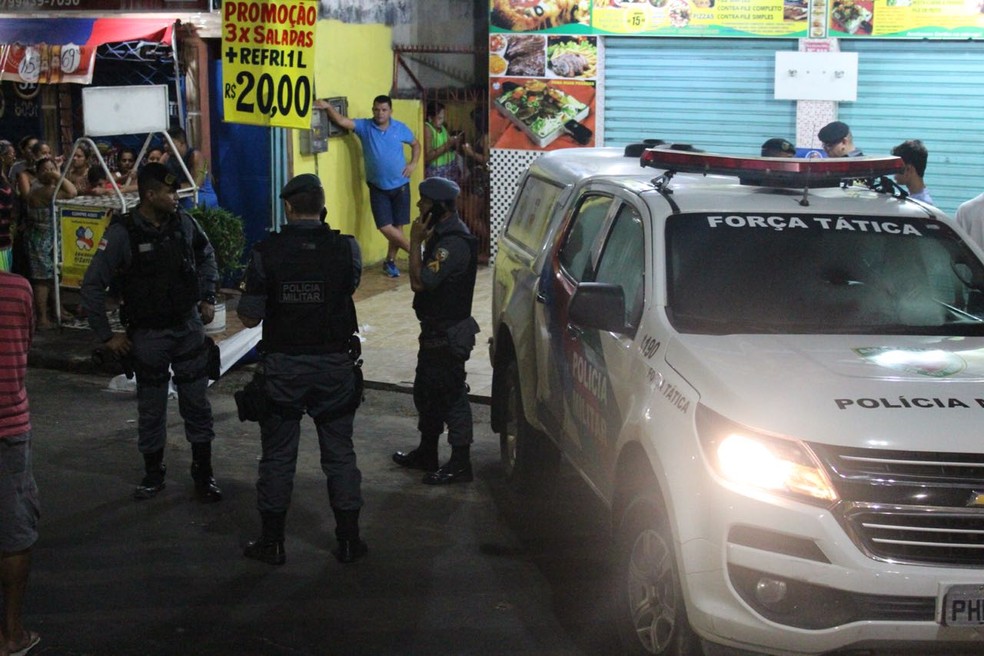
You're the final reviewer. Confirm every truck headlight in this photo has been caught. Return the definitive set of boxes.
[697,405,838,507]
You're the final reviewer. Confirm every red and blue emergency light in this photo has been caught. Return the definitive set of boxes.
[640,148,904,188]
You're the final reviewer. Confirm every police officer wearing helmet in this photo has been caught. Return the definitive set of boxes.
[237,173,367,566]
[392,176,480,484]
[80,162,222,502]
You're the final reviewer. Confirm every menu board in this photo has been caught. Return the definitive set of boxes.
[489,0,984,39]
[591,0,809,38]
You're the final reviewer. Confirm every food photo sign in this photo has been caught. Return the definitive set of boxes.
[490,0,809,37]
[489,0,984,39]
[591,0,810,37]
[830,0,984,38]
[489,32,598,151]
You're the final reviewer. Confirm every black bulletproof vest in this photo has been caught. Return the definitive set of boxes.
[121,213,200,329]
[413,222,478,323]
[257,224,358,354]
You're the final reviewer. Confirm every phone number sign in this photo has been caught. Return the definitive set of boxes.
[221,0,317,129]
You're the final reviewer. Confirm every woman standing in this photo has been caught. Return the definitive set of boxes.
[458,107,491,263]
[24,157,77,328]
[0,140,15,272]
[65,143,92,195]
[423,101,462,182]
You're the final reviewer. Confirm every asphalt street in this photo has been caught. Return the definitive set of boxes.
[20,367,617,656]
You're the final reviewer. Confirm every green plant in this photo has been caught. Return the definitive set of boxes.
[190,205,246,285]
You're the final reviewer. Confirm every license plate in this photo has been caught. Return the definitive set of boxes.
[941,585,984,626]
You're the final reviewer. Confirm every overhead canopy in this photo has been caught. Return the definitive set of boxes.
[0,17,174,85]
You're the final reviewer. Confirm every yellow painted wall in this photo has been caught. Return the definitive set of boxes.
[290,20,423,265]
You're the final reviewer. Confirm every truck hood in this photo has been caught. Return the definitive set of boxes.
[666,334,984,452]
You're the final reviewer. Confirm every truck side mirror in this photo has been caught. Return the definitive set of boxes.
[569,282,627,334]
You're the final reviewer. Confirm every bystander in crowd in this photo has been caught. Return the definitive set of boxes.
[891,139,934,205]
[0,269,41,656]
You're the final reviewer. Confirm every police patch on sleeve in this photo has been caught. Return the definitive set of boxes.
[435,247,450,262]
[427,260,441,273]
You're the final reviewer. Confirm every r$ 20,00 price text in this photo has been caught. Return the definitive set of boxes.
[227,71,311,119]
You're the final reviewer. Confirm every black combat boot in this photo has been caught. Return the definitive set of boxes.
[423,445,473,485]
[332,508,368,564]
[244,511,287,566]
[133,449,166,500]
[190,442,222,503]
[392,433,440,472]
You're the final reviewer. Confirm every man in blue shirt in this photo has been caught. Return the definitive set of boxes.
[319,95,421,278]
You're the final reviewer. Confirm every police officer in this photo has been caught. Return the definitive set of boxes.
[81,163,222,502]
[818,121,864,158]
[392,177,480,485]
[237,173,366,566]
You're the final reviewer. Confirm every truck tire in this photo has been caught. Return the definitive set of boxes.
[499,360,558,487]
[615,496,702,656]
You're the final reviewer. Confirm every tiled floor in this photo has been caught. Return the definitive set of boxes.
[354,261,494,399]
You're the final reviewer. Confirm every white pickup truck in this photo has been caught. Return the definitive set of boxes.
[489,146,984,656]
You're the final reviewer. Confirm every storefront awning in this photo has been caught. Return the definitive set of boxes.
[0,17,174,85]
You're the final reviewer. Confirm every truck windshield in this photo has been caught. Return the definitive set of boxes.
[666,213,984,336]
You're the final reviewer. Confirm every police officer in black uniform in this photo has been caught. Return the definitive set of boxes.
[81,163,222,502]
[237,173,367,566]
[392,177,480,485]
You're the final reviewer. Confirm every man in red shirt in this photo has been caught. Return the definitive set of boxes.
[0,271,40,656]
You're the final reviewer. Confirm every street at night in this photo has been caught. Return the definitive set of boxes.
[22,367,615,656]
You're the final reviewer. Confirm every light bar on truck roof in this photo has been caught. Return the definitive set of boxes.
[640,148,904,188]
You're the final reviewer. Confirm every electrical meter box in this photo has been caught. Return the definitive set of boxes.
[324,97,348,137]
[300,109,329,155]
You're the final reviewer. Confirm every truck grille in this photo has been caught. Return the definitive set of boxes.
[811,445,984,567]
[841,506,984,566]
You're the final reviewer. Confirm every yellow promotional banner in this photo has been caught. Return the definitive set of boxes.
[221,0,317,129]
[60,206,113,289]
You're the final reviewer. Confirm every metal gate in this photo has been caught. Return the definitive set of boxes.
[603,38,798,155]
[837,40,984,217]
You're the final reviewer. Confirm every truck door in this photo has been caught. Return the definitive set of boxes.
[533,192,617,462]
[565,201,647,483]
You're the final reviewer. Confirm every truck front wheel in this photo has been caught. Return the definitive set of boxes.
[499,360,558,487]
[615,496,702,656]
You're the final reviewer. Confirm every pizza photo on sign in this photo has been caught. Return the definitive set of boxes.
[490,0,591,31]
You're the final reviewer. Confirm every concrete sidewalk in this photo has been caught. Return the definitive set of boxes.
[31,262,495,402]
[354,263,493,400]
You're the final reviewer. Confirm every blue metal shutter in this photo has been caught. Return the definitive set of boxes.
[838,40,984,217]
[604,38,797,156]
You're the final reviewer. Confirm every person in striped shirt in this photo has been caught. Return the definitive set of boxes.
[0,271,41,656]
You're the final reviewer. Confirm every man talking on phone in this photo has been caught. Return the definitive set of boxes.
[392,177,480,484]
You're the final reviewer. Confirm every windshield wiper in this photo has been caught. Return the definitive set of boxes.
[934,299,984,323]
